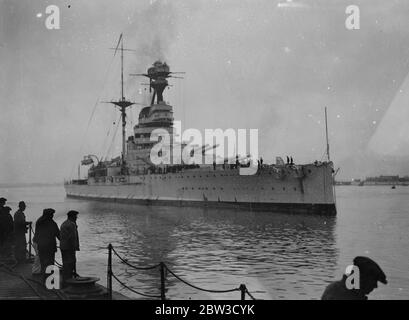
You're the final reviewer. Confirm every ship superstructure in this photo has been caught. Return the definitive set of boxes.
[65,35,337,215]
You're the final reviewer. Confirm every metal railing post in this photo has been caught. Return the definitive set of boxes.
[28,222,32,258]
[239,284,246,300]
[160,262,166,300]
[107,243,113,300]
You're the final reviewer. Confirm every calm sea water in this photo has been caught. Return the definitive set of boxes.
[0,185,408,300]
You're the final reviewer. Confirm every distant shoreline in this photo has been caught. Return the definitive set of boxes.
[0,182,63,188]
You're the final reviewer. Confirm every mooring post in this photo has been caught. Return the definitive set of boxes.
[107,243,113,300]
[160,262,166,300]
[239,284,246,300]
[28,222,32,258]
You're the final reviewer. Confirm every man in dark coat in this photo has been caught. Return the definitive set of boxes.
[13,201,30,263]
[60,210,80,282]
[0,197,9,245]
[321,256,387,300]
[0,200,14,262]
[33,208,60,279]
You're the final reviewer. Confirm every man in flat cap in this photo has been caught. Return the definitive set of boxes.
[33,208,60,280]
[0,197,7,208]
[60,210,80,282]
[321,256,387,300]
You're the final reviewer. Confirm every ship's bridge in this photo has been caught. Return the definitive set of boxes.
[124,60,181,175]
[137,101,173,127]
[125,101,174,174]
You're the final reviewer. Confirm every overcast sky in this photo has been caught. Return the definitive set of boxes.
[1,0,409,183]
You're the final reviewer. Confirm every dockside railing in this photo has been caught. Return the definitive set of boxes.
[107,243,257,301]
[28,222,33,258]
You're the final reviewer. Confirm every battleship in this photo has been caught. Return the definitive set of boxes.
[64,35,337,216]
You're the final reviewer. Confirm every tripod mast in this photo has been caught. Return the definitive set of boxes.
[108,34,135,168]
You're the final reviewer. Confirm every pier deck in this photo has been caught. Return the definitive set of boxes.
[0,261,129,300]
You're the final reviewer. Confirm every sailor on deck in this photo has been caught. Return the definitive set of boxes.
[0,198,14,263]
[60,210,80,282]
[13,201,30,263]
[321,256,387,300]
[33,208,60,281]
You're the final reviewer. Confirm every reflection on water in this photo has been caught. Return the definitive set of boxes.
[0,185,408,299]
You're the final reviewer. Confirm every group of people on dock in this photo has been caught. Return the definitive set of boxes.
[0,197,80,286]
[0,198,30,264]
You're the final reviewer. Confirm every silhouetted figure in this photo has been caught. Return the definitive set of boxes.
[14,201,30,263]
[0,200,14,263]
[260,157,263,166]
[60,211,80,282]
[286,156,290,164]
[321,256,387,300]
[290,157,294,165]
[33,208,60,281]
[0,197,8,246]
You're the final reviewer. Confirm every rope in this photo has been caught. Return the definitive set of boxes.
[245,288,256,300]
[111,247,161,270]
[164,265,240,294]
[112,273,161,299]
[70,50,117,178]
[105,114,122,160]
[54,260,63,268]
[108,244,253,299]
[99,110,116,161]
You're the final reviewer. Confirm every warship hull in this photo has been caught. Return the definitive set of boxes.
[65,162,336,215]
